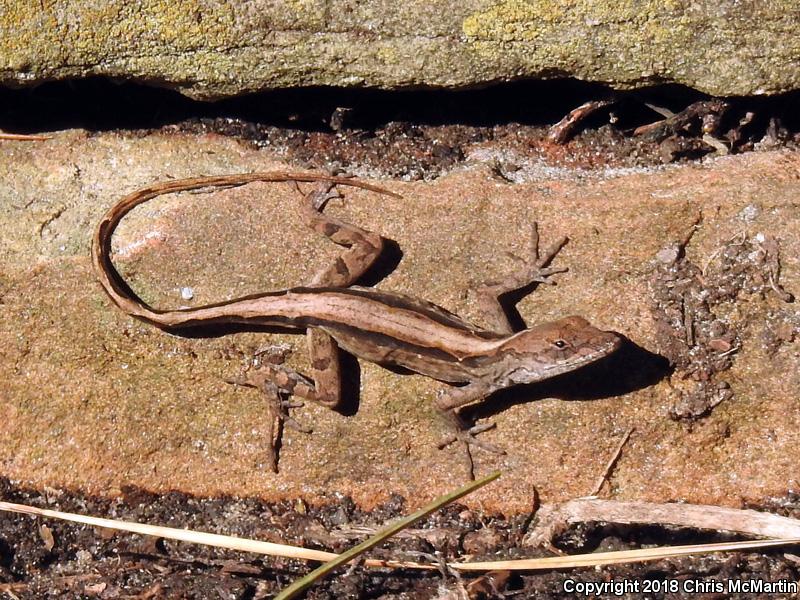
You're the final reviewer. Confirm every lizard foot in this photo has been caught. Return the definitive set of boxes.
[225,368,312,473]
[260,382,305,473]
[437,422,505,454]
[437,421,505,480]
[473,223,568,332]
[500,222,569,286]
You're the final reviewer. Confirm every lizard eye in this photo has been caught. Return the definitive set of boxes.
[553,339,567,349]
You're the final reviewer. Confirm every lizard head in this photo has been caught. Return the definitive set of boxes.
[496,316,621,385]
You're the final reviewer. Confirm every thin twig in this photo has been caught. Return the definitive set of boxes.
[548,100,614,144]
[525,498,800,548]
[0,132,52,141]
[588,428,634,496]
[0,573,101,593]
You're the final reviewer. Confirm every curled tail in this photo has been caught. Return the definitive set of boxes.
[91,172,399,328]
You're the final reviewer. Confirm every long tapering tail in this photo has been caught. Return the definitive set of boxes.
[91,171,399,327]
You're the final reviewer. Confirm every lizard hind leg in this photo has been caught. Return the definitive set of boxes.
[236,179,388,470]
[294,180,388,410]
[240,180,383,421]
[227,337,344,471]
[296,181,385,287]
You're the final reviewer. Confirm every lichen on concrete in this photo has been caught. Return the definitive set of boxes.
[1,0,800,97]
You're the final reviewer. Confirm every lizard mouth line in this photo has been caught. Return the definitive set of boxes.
[506,337,620,386]
[545,337,621,377]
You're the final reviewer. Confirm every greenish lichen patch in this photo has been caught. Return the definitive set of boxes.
[462,0,565,42]
[0,0,236,69]
[1,0,800,96]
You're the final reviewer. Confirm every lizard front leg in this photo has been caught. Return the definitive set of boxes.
[441,222,569,477]
[474,222,568,334]
[435,382,505,480]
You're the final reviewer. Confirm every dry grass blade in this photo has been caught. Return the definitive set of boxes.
[0,500,428,569]
[274,471,501,600]
[3,493,799,582]
[452,537,800,570]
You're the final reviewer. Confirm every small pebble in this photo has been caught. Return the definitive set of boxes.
[180,287,194,301]
[656,246,680,264]
[708,338,732,352]
[738,204,759,222]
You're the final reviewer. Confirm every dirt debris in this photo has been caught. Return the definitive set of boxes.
[2,479,800,599]
[650,223,794,420]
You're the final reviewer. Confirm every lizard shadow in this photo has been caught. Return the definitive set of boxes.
[463,335,671,423]
[357,238,404,288]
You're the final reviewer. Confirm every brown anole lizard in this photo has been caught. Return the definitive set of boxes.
[92,172,621,477]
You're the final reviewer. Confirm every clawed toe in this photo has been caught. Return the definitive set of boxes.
[308,184,343,211]
[437,421,505,455]
[254,382,312,434]
[528,265,569,284]
[464,423,506,455]
[277,399,312,434]
[438,419,506,480]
